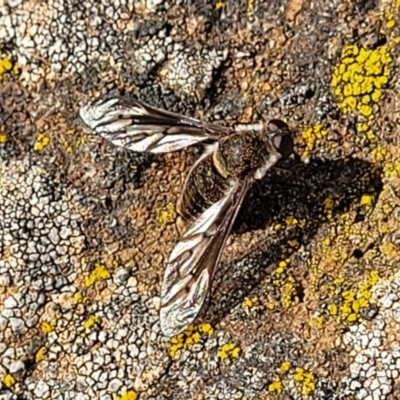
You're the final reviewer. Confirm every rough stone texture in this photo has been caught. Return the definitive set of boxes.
[1,0,400,399]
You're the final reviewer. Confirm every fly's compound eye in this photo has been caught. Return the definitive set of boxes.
[268,119,289,133]
[267,119,293,159]
[273,134,293,159]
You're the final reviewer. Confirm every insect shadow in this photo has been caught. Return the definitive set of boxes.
[204,156,383,327]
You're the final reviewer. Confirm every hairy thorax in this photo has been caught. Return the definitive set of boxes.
[177,132,271,221]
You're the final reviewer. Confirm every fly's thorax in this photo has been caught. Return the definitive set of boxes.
[212,133,272,178]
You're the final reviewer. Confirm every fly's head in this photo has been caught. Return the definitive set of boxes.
[252,120,294,181]
[266,119,294,160]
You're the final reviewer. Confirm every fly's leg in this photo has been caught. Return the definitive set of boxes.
[271,152,302,175]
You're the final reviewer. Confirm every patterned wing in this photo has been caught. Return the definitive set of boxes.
[80,96,230,153]
[160,178,251,337]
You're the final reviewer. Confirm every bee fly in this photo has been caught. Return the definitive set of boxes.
[80,96,294,337]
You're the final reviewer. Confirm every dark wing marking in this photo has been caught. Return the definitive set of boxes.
[80,96,231,153]
[159,178,251,337]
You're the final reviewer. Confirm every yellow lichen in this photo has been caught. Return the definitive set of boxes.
[35,347,46,363]
[34,133,50,151]
[268,376,284,394]
[309,316,324,329]
[371,144,387,162]
[333,277,345,286]
[3,374,15,388]
[40,321,56,334]
[365,129,376,140]
[357,122,369,132]
[242,297,259,308]
[280,361,291,372]
[247,0,254,15]
[380,242,398,257]
[333,271,379,323]
[301,124,328,158]
[76,136,85,147]
[63,142,73,153]
[0,54,13,82]
[217,343,241,360]
[327,303,338,315]
[215,0,224,9]
[117,391,138,400]
[294,368,316,396]
[200,322,214,335]
[276,260,289,275]
[280,276,298,308]
[302,374,316,395]
[294,367,305,381]
[384,1,400,32]
[64,129,86,152]
[74,292,83,302]
[323,197,335,220]
[331,43,394,119]
[85,264,111,287]
[0,133,7,143]
[84,315,101,330]
[387,19,396,28]
[360,194,374,207]
[156,202,177,225]
[169,323,214,358]
[285,215,299,226]
[384,160,400,177]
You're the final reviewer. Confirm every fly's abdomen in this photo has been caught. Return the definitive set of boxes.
[178,153,230,221]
